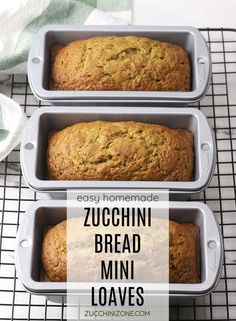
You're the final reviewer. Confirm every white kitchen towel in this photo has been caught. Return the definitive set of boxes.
[0,0,132,74]
[0,94,27,162]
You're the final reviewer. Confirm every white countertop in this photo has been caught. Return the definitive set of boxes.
[133,0,236,28]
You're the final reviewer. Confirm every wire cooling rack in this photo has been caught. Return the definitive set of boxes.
[0,28,236,321]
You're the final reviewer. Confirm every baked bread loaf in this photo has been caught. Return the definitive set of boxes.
[47,121,194,181]
[51,36,191,91]
[41,218,200,283]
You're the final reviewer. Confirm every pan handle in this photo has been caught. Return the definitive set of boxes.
[15,209,35,292]
[194,28,212,101]
[197,110,216,191]
[204,203,223,293]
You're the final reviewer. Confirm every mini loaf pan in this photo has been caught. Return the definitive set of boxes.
[27,25,211,106]
[15,200,223,302]
[20,107,216,199]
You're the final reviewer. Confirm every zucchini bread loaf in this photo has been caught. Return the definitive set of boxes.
[47,121,194,181]
[41,218,200,283]
[51,36,191,91]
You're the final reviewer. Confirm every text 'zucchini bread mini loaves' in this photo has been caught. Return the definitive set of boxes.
[41,218,200,283]
[47,121,194,181]
[51,36,191,91]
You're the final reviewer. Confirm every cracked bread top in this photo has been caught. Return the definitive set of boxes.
[47,121,194,181]
[51,36,191,91]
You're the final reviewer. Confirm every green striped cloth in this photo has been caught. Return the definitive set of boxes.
[0,0,132,73]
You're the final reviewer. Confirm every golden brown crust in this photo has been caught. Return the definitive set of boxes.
[41,222,67,282]
[51,36,191,91]
[47,121,194,182]
[169,221,200,283]
[41,218,200,283]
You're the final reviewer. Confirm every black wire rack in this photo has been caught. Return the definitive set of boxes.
[0,28,236,321]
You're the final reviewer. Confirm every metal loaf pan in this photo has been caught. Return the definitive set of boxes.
[27,25,211,106]
[20,107,216,199]
[15,201,223,302]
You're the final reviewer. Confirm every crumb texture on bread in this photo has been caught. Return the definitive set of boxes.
[47,121,194,182]
[51,36,191,91]
[169,220,200,283]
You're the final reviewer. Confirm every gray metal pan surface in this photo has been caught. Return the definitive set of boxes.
[15,200,223,299]
[20,107,216,197]
[27,25,211,106]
